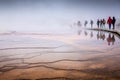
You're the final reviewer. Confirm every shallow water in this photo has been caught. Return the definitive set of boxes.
[0,29,120,80]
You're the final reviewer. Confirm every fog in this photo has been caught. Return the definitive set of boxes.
[0,0,120,33]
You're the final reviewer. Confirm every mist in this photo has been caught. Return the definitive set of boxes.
[0,0,120,33]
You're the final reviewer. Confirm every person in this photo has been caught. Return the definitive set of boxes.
[97,19,100,28]
[107,17,112,29]
[84,20,88,27]
[112,17,116,29]
[90,20,93,28]
[100,19,103,28]
[103,19,106,28]
[77,21,81,27]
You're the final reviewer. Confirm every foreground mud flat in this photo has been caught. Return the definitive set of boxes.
[0,30,120,80]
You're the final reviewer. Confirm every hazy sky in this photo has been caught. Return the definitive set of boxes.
[0,0,120,32]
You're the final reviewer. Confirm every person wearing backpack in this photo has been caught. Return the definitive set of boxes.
[107,17,112,29]
[112,17,116,29]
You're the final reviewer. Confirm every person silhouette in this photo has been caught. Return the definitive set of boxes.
[97,19,100,28]
[100,19,103,28]
[77,21,81,27]
[107,17,112,29]
[103,19,106,28]
[112,17,116,29]
[90,20,93,28]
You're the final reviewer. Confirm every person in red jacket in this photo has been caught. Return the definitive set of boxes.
[107,17,112,29]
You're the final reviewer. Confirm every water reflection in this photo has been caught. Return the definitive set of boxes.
[84,30,88,36]
[107,33,115,45]
[97,31,105,40]
[75,27,117,46]
[71,21,118,47]
[90,31,93,38]
[77,30,82,35]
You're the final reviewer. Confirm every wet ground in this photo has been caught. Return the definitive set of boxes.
[0,29,120,80]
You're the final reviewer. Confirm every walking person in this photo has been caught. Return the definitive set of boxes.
[90,20,93,28]
[100,19,103,28]
[103,19,106,28]
[112,17,116,29]
[107,17,112,29]
[97,19,100,28]
[77,21,81,27]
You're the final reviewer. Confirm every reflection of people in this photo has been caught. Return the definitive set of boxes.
[97,31,106,40]
[78,30,82,35]
[111,35,115,45]
[102,34,105,40]
[97,31,100,40]
[107,33,112,45]
[112,17,116,29]
[90,31,93,38]
[100,32,105,40]
[107,33,116,45]
[84,30,88,36]
[107,17,112,29]
[84,20,88,27]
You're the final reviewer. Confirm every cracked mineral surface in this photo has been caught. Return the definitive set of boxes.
[0,30,120,80]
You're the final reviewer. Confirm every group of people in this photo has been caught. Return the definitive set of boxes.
[97,31,115,45]
[97,19,106,28]
[84,20,94,28]
[77,16,116,30]
[97,16,116,29]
